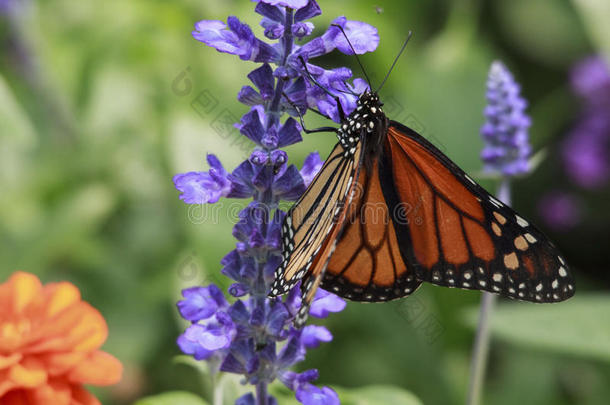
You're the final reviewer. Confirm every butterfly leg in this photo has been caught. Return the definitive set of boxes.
[282,92,338,135]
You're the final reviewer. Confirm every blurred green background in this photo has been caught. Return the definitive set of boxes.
[1,0,609,404]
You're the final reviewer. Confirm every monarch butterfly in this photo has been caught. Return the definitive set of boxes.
[269,39,575,328]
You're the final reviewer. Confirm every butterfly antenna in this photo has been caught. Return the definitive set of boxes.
[331,24,373,90]
[376,31,413,93]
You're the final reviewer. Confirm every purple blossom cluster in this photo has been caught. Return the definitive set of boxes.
[480,61,532,176]
[173,1,378,404]
[562,56,610,189]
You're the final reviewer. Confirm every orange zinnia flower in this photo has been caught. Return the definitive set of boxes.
[0,272,122,405]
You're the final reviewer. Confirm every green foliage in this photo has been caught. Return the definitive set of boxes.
[133,392,210,405]
[464,294,610,362]
[335,385,424,405]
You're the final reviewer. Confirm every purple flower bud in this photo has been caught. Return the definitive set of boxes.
[251,149,270,166]
[229,283,250,297]
[265,23,285,40]
[293,22,314,37]
[271,150,288,166]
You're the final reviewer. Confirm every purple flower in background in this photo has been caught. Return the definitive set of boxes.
[480,61,532,176]
[562,56,610,189]
[570,56,610,106]
[562,114,610,188]
[0,0,18,14]
[173,1,376,403]
[538,192,583,231]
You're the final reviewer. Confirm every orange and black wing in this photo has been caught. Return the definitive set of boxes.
[270,141,363,326]
[381,121,574,302]
[322,159,422,301]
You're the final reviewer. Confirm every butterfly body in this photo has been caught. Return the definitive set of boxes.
[272,91,574,327]
[336,92,388,169]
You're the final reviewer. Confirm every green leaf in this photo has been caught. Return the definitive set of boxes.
[496,0,590,66]
[337,385,424,405]
[572,0,610,57]
[463,294,610,361]
[133,391,209,405]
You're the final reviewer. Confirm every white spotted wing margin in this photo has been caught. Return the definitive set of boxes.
[269,140,364,326]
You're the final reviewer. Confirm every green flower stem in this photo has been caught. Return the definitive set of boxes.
[466,179,511,405]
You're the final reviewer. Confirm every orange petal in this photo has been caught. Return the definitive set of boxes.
[0,353,22,370]
[2,390,30,405]
[3,272,42,314]
[8,358,47,389]
[26,304,107,354]
[28,379,71,405]
[68,351,122,386]
[0,368,17,397]
[39,352,87,376]
[45,282,81,318]
[70,385,101,405]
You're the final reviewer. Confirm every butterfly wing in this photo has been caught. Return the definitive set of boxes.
[381,121,574,302]
[322,158,422,301]
[270,140,364,326]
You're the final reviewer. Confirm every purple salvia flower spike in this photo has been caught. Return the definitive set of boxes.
[480,61,532,176]
[174,1,380,403]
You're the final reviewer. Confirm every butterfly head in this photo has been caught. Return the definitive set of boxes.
[343,90,388,166]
